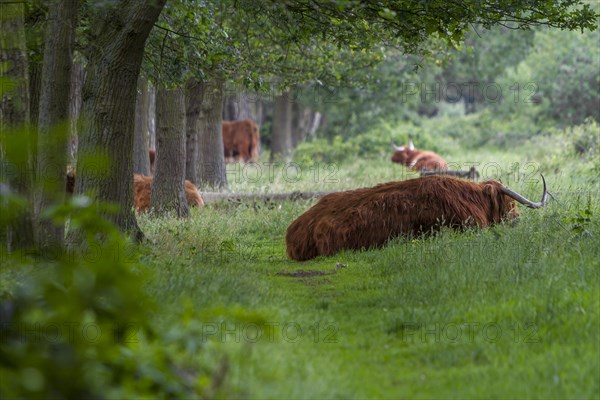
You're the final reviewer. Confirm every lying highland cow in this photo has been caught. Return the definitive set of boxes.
[286,175,547,261]
[133,174,204,212]
[391,140,448,171]
[66,171,204,212]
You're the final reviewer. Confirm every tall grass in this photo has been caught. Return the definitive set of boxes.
[136,121,599,398]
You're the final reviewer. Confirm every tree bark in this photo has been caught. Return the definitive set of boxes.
[28,63,42,127]
[197,75,228,190]
[73,0,166,242]
[151,87,188,217]
[133,76,150,175]
[223,93,237,120]
[184,78,203,184]
[291,101,310,148]
[35,0,79,251]
[270,90,293,161]
[0,2,34,251]
[69,62,84,164]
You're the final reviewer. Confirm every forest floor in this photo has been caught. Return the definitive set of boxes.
[137,141,600,398]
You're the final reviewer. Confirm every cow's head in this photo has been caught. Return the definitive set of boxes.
[484,175,548,222]
[391,140,415,164]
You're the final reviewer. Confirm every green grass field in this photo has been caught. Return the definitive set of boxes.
[136,138,600,398]
[1,120,598,398]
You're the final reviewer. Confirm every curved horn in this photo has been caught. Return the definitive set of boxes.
[499,174,548,209]
[408,140,415,151]
[391,142,404,152]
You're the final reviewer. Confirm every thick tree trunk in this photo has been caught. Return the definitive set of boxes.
[133,76,150,175]
[197,75,228,190]
[185,78,203,184]
[35,0,79,251]
[270,90,293,161]
[73,0,165,242]
[29,63,42,127]
[28,62,41,192]
[0,2,34,251]
[69,62,84,164]
[151,87,188,217]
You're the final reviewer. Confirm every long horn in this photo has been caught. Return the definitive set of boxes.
[408,140,415,150]
[499,174,548,209]
[391,142,404,152]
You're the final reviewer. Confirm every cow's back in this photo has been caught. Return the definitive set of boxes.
[134,174,153,212]
[185,180,205,208]
[286,176,517,260]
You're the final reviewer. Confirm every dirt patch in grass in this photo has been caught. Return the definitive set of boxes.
[276,269,335,278]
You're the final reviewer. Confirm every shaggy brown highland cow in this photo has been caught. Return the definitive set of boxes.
[286,175,547,261]
[222,119,260,162]
[65,171,204,212]
[391,140,448,171]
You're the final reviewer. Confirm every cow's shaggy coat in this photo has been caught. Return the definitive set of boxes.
[286,175,546,261]
[133,174,204,212]
[65,171,204,212]
[222,119,260,162]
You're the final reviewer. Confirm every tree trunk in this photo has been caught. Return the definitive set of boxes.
[148,84,156,149]
[185,78,203,184]
[29,63,42,127]
[73,0,166,242]
[308,111,322,138]
[223,92,253,121]
[35,0,79,251]
[270,90,293,161]
[69,62,84,164]
[151,87,188,217]
[197,75,228,190]
[223,93,237,120]
[291,101,309,148]
[133,76,150,175]
[0,2,34,251]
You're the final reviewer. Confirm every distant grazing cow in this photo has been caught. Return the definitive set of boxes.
[65,171,204,212]
[391,140,448,171]
[222,119,260,162]
[133,174,204,213]
[286,175,547,261]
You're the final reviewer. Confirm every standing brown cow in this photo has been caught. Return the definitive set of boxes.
[391,140,448,171]
[222,119,260,163]
[286,175,548,261]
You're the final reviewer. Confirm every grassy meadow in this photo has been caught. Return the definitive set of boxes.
[134,120,599,398]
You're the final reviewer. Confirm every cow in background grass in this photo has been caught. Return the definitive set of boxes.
[65,170,204,213]
[391,140,448,171]
[286,175,548,261]
[222,119,260,163]
[133,174,204,213]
